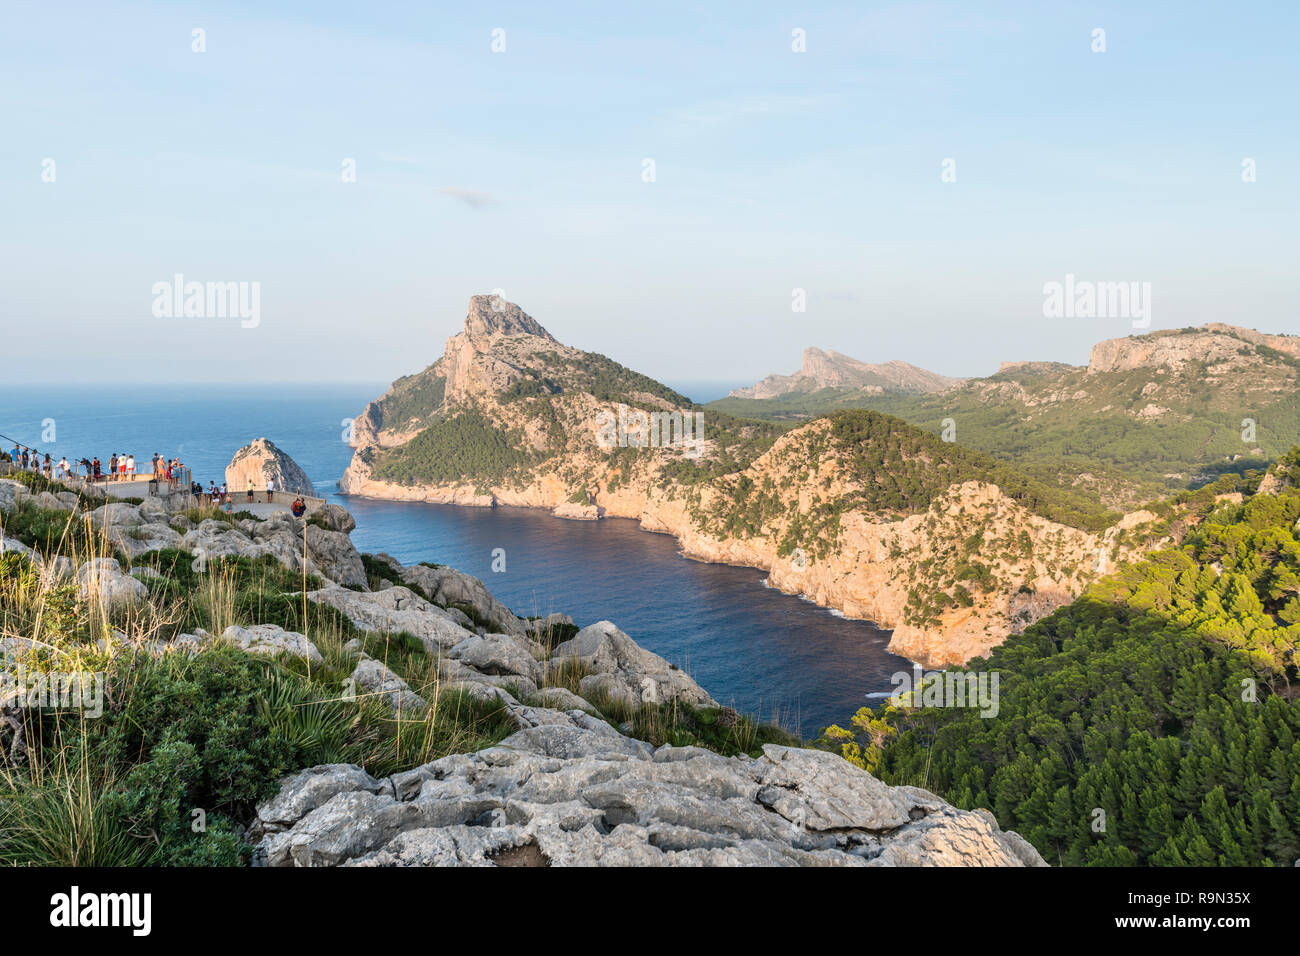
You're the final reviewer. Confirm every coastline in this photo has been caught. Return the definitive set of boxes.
[336,448,1155,671]
[337,472,942,666]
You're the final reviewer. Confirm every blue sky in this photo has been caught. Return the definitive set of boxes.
[2,1,1296,386]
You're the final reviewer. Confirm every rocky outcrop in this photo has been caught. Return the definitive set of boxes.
[250,733,1046,867]
[220,624,322,663]
[176,509,366,589]
[351,657,427,714]
[398,564,527,637]
[548,621,717,709]
[730,348,963,399]
[0,479,26,515]
[438,295,571,406]
[1088,324,1300,375]
[75,558,149,611]
[305,586,476,652]
[8,474,368,590]
[225,438,314,496]
[551,501,600,520]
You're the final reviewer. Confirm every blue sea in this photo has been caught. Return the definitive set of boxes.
[0,383,908,734]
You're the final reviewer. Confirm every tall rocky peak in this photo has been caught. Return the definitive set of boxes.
[463,294,557,346]
[730,347,962,399]
[437,295,574,405]
[1087,323,1300,375]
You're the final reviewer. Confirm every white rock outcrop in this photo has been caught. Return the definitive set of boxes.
[225,438,314,496]
[250,733,1046,868]
[75,558,149,611]
[220,624,322,663]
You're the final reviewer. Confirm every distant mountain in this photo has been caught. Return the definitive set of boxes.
[729,348,964,399]
[712,323,1300,506]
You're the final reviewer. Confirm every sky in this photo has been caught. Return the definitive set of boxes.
[2,1,1297,386]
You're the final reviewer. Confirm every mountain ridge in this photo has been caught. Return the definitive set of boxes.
[710,321,1300,505]
[729,347,964,399]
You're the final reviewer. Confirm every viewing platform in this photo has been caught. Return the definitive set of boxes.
[0,462,329,517]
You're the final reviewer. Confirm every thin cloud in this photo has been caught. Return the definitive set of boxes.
[437,187,499,209]
[667,95,828,128]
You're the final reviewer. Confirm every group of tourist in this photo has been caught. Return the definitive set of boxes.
[7,444,69,479]
[6,440,311,518]
[92,452,136,481]
[77,452,189,485]
[201,481,233,510]
[6,442,193,490]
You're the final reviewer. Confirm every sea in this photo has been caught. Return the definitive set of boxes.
[0,383,910,735]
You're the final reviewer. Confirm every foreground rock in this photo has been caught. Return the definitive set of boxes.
[251,731,1046,867]
[398,564,527,637]
[351,657,427,714]
[305,585,475,651]
[178,510,366,589]
[225,437,315,496]
[548,620,716,709]
[221,624,322,663]
[0,479,27,515]
[75,558,149,610]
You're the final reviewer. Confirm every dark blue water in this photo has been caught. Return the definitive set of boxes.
[0,385,908,734]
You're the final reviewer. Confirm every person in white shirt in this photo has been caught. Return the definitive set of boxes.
[266,476,275,503]
[126,455,135,478]
[58,457,68,479]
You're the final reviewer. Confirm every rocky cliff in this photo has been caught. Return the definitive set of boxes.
[340,295,1170,669]
[226,438,315,495]
[730,347,963,399]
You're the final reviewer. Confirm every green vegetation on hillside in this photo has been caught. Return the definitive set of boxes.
[821,457,1300,866]
[373,368,448,433]
[697,410,1118,557]
[827,410,1119,531]
[563,352,692,407]
[369,410,532,486]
